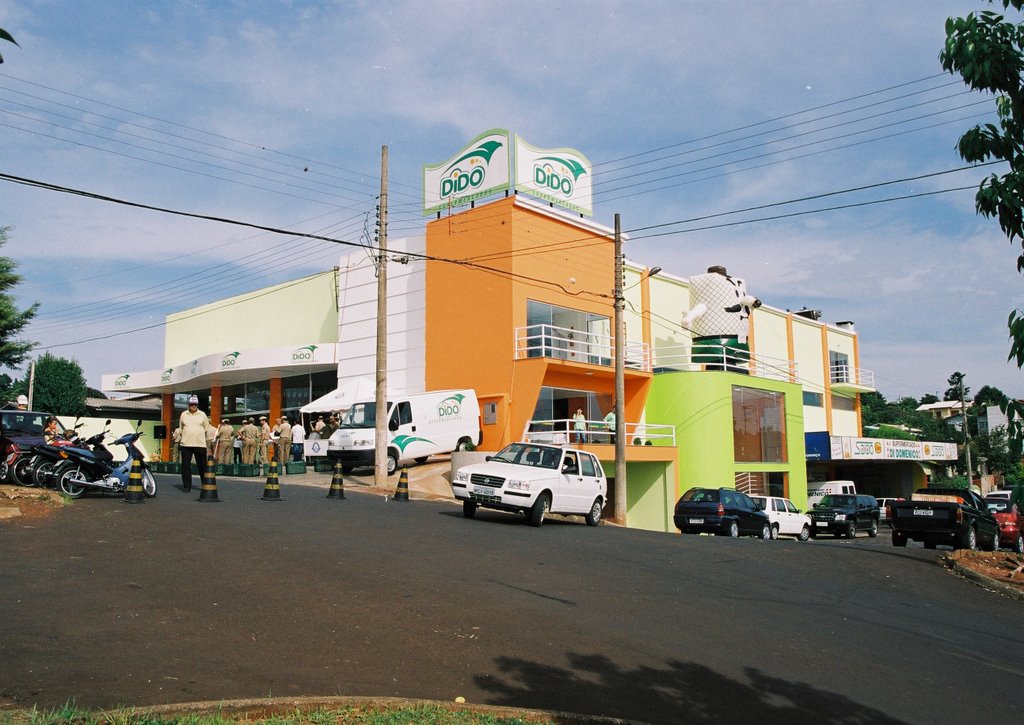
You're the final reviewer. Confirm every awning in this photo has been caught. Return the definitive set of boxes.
[300,377,377,413]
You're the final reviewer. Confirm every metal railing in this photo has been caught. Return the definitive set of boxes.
[830,364,875,388]
[522,418,676,447]
[513,324,651,371]
[652,344,798,382]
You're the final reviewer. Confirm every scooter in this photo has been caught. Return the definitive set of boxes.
[20,419,94,488]
[52,421,156,499]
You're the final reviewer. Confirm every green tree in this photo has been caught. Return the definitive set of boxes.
[941,1,1024,453]
[29,352,88,416]
[0,27,16,64]
[973,384,1006,407]
[860,391,888,428]
[0,227,38,368]
[919,393,940,405]
[943,371,969,402]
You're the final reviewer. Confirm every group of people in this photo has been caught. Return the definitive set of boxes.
[174,395,344,492]
[571,406,616,444]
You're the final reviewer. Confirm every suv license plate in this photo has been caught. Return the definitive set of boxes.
[913,509,934,516]
[472,486,496,496]
[689,518,704,524]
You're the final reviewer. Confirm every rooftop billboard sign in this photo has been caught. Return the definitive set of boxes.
[423,130,593,217]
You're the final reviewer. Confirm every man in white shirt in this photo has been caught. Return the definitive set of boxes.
[291,419,305,462]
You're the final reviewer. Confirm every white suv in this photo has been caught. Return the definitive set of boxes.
[450,442,607,527]
[750,495,811,541]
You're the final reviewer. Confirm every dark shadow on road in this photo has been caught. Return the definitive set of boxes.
[475,652,908,725]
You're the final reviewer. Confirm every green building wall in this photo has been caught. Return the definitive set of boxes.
[645,371,809,525]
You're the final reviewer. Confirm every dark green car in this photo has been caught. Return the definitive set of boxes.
[809,494,880,539]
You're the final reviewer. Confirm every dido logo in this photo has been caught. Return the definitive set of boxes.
[533,156,587,198]
[114,374,130,388]
[437,393,465,418]
[222,351,240,368]
[161,368,173,383]
[293,344,318,361]
[440,140,503,200]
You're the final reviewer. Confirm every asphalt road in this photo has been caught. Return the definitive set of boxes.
[1,475,1022,724]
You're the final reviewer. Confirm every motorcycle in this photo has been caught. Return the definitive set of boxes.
[19,419,94,488]
[52,421,157,499]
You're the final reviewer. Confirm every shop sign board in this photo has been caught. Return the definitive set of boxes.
[832,436,958,461]
[422,129,511,216]
[513,135,593,217]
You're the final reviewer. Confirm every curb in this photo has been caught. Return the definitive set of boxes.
[103,695,643,724]
[942,554,1024,601]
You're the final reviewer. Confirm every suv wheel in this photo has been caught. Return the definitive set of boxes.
[769,524,779,540]
[797,524,810,542]
[462,500,477,519]
[759,523,771,540]
[845,521,856,539]
[867,520,879,538]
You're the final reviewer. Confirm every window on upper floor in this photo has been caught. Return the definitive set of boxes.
[831,394,856,412]
[803,391,824,407]
[732,386,787,463]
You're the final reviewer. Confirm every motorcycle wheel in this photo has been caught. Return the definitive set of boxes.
[34,460,60,488]
[142,469,157,498]
[56,465,87,498]
[12,456,36,487]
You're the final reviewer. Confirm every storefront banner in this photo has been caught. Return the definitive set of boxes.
[804,431,831,461]
[514,135,593,217]
[831,436,959,461]
[102,343,340,392]
[423,129,511,215]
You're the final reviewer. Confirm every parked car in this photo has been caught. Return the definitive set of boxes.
[890,488,999,551]
[449,442,606,527]
[749,495,811,541]
[985,496,1023,554]
[674,487,771,539]
[0,408,64,484]
[809,494,880,538]
[876,497,905,522]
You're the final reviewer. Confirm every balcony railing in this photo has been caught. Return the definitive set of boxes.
[652,345,798,382]
[514,324,651,371]
[522,418,677,447]
[830,364,875,390]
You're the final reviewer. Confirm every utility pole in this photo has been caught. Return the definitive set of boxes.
[27,359,35,409]
[959,376,973,486]
[613,213,626,524]
[374,145,389,488]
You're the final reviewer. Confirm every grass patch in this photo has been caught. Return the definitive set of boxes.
[0,703,549,725]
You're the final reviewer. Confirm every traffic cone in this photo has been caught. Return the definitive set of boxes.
[326,461,346,499]
[260,459,282,501]
[393,466,410,501]
[198,453,221,502]
[122,458,145,504]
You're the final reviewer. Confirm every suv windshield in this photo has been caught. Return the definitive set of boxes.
[0,411,61,436]
[820,494,856,508]
[491,443,560,469]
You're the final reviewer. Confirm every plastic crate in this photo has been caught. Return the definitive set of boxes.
[237,463,259,477]
[313,459,334,473]
[286,461,307,475]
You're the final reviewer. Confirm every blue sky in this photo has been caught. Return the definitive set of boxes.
[0,0,1020,401]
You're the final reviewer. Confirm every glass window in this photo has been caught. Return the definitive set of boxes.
[581,453,596,477]
[831,394,856,412]
[733,386,787,463]
[803,391,824,407]
[785,499,798,514]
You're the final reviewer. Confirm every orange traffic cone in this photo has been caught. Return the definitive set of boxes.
[122,458,145,504]
[326,461,346,500]
[393,466,410,501]
[198,453,221,502]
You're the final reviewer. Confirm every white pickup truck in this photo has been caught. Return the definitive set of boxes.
[450,442,607,527]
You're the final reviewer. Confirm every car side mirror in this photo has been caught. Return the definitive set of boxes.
[388,420,399,432]
[485,455,493,461]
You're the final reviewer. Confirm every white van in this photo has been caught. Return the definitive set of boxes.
[807,480,857,508]
[327,389,480,475]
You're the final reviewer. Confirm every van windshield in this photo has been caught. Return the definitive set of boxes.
[339,402,382,429]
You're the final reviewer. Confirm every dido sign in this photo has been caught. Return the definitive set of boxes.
[514,135,592,216]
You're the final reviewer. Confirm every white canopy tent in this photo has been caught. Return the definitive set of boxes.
[300,376,377,414]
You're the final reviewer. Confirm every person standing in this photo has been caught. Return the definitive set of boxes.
[603,407,616,445]
[216,418,235,465]
[241,418,258,465]
[291,418,306,462]
[258,416,272,469]
[573,407,587,444]
[206,420,217,460]
[233,424,243,464]
[276,417,292,473]
[170,426,181,463]
[179,395,212,493]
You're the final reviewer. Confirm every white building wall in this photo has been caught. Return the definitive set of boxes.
[337,237,426,394]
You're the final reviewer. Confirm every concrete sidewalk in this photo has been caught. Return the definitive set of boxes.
[224,458,457,502]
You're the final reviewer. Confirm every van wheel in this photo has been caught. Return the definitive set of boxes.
[386,451,399,476]
[585,498,602,527]
[414,456,429,464]
[528,493,550,527]
[462,500,477,519]
[456,438,472,452]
